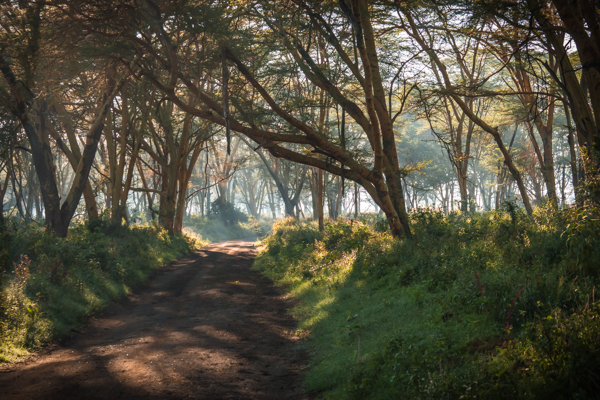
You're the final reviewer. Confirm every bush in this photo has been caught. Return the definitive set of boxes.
[210,198,248,226]
[0,255,52,361]
[253,208,600,399]
[0,218,197,362]
[476,306,600,399]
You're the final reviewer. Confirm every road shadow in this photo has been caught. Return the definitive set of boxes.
[0,240,310,400]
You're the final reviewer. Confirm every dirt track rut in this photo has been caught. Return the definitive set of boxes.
[0,240,308,399]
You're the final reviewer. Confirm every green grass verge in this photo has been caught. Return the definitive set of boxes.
[0,219,203,363]
[253,206,600,399]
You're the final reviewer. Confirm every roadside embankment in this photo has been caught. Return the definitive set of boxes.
[253,208,600,399]
[0,219,201,362]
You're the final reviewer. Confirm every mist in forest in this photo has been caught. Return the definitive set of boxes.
[0,0,591,239]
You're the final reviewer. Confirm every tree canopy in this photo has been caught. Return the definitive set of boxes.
[0,0,598,237]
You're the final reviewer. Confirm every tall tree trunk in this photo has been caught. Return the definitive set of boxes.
[354,181,359,218]
[458,174,469,213]
[173,144,202,234]
[564,102,581,205]
[160,161,177,234]
[310,168,319,220]
[318,168,324,231]
[0,170,9,226]
[52,100,99,221]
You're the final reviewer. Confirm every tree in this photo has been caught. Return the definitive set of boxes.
[396,2,535,214]
[0,2,128,236]
[117,0,420,236]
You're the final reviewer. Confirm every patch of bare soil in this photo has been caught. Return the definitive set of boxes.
[0,240,309,399]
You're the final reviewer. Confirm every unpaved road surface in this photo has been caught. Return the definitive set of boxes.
[0,240,309,399]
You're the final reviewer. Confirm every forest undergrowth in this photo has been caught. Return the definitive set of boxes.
[0,218,201,363]
[253,205,600,399]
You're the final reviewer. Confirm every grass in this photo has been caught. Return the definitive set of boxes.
[253,205,600,399]
[0,218,202,363]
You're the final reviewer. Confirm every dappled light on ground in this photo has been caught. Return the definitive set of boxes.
[0,241,308,400]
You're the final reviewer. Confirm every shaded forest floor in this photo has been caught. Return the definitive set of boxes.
[0,240,308,400]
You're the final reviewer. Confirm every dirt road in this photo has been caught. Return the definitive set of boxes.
[0,240,308,399]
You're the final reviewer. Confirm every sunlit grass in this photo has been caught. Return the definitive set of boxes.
[253,208,600,399]
[0,220,197,362]
[0,344,30,363]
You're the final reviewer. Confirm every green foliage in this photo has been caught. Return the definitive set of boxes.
[563,206,600,276]
[475,307,600,399]
[0,218,197,362]
[210,198,248,226]
[253,208,600,399]
[0,255,51,361]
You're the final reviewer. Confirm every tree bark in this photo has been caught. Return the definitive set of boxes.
[318,168,324,231]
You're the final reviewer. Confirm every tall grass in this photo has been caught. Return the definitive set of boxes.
[253,205,600,399]
[0,219,201,362]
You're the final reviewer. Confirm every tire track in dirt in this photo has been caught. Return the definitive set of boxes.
[0,240,309,399]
